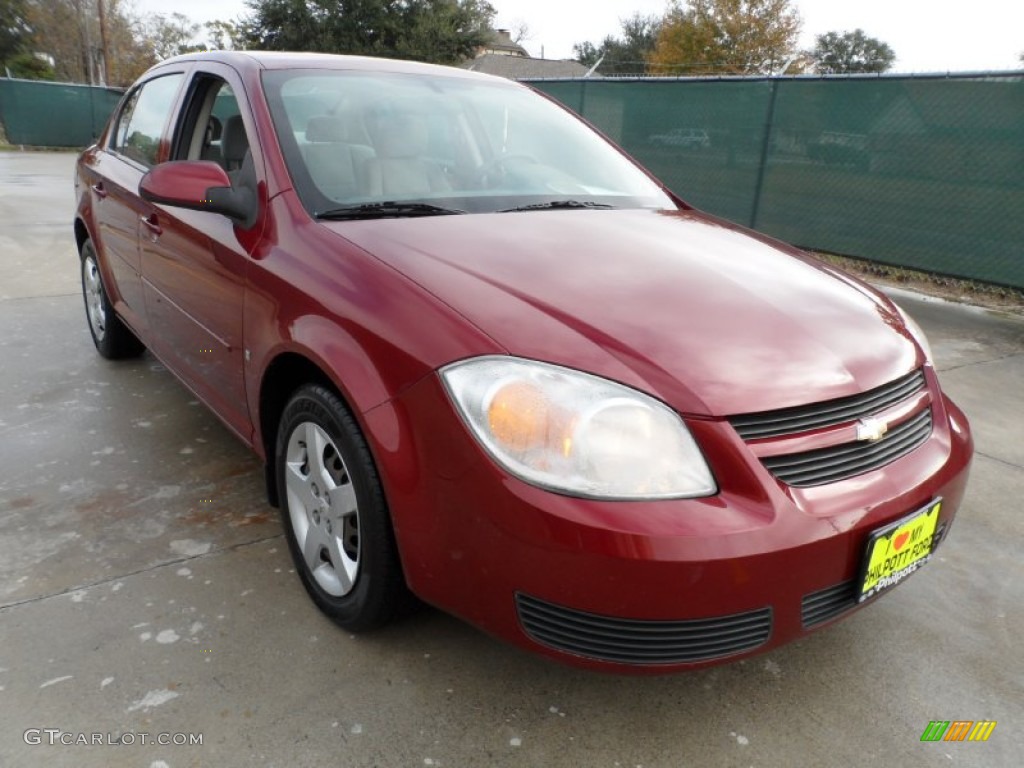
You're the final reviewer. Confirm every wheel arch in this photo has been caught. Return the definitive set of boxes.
[257,351,338,507]
[74,217,91,254]
[252,305,441,507]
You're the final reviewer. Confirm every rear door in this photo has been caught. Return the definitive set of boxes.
[139,65,262,443]
[87,72,186,336]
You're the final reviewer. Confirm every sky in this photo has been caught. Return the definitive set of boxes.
[133,0,1024,74]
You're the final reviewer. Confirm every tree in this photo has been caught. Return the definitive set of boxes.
[142,12,201,60]
[394,0,495,63]
[1,0,31,71]
[809,29,895,74]
[205,19,247,50]
[647,0,801,76]
[7,51,55,79]
[23,2,236,85]
[25,0,157,85]
[24,0,94,83]
[102,1,161,84]
[572,12,660,75]
[507,19,530,45]
[243,0,495,65]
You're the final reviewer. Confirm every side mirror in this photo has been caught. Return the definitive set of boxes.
[139,161,255,226]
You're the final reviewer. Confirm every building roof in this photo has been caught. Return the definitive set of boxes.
[461,54,589,80]
[483,29,529,58]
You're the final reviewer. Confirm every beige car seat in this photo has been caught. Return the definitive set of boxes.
[362,105,449,198]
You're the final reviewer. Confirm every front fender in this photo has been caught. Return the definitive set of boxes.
[244,191,503,461]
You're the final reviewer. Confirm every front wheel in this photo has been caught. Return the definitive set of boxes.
[80,239,144,359]
[276,384,405,631]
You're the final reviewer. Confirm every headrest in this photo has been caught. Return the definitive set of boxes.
[306,115,348,143]
[222,115,249,164]
[365,103,429,159]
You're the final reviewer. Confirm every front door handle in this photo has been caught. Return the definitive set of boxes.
[91,182,108,199]
[140,213,162,238]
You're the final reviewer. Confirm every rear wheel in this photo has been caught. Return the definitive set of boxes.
[80,239,144,359]
[276,384,405,631]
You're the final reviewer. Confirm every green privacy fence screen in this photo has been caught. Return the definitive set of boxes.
[529,74,1024,290]
[0,78,123,147]
[2,74,1021,288]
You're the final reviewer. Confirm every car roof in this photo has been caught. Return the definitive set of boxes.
[157,50,504,84]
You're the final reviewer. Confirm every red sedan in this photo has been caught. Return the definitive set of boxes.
[73,52,973,672]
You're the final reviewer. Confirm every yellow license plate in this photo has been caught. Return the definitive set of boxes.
[858,500,942,602]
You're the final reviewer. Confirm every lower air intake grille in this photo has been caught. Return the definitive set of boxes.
[515,593,772,665]
[802,581,858,628]
[762,409,933,487]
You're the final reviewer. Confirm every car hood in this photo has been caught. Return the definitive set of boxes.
[323,208,919,416]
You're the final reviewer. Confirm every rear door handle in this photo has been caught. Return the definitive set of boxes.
[140,213,162,237]
[91,182,108,199]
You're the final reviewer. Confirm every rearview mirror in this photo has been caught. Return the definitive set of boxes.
[139,161,255,226]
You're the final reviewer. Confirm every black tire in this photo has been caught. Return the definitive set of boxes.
[276,384,406,632]
[80,239,145,359]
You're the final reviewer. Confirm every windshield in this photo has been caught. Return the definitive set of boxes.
[262,68,675,216]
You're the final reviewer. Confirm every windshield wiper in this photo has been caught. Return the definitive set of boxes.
[315,202,466,220]
[498,200,616,213]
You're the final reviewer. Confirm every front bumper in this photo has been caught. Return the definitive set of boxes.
[364,371,973,674]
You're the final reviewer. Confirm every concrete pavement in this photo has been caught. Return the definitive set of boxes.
[1,151,1021,768]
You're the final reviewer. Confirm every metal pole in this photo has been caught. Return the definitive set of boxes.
[97,0,110,86]
[82,2,95,86]
[749,78,780,231]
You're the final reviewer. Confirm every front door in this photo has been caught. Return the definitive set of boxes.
[139,70,260,442]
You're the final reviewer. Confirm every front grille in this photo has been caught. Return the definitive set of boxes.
[761,409,933,487]
[802,580,858,628]
[729,370,926,440]
[515,593,772,665]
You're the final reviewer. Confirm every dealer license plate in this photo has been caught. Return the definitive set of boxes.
[858,499,942,602]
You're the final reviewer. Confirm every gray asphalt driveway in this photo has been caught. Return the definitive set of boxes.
[1,151,1021,768]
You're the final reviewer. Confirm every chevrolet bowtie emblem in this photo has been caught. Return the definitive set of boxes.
[856,418,889,442]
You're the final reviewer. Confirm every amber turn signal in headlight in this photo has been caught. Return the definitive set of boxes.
[441,357,716,500]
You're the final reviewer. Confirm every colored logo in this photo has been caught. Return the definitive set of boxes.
[920,720,996,742]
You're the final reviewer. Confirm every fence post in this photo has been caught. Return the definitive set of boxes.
[749,78,780,231]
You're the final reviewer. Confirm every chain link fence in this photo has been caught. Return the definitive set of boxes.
[530,74,1024,290]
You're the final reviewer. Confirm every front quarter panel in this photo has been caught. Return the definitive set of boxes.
[244,191,503,461]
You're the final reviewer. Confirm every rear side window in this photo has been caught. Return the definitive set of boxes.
[112,74,184,167]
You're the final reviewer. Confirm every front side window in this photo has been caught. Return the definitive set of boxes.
[176,77,250,173]
[262,70,674,216]
[111,74,184,167]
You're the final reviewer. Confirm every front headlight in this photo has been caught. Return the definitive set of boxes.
[894,304,934,363]
[440,356,716,500]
